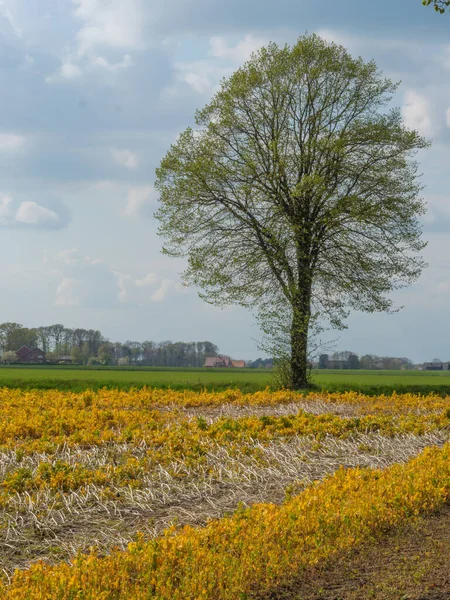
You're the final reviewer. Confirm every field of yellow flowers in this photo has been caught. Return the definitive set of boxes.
[0,387,449,598]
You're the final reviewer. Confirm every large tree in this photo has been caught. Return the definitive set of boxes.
[155,34,428,389]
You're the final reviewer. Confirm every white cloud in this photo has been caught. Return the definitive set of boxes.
[46,61,82,83]
[135,273,158,287]
[48,248,182,308]
[0,195,63,228]
[51,248,102,268]
[48,248,119,308]
[315,28,356,50]
[151,278,173,302]
[111,148,139,170]
[117,272,180,305]
[15,201,60,226]
[173,60,232,95]
[73,0,144,56]
[92,54,134,71]
[49,54,134,82]
[170,34,267,96]
[48,0,142,82]
[124,185,155,217]
[402,90,434,137]
[60,62,83,79]
[209,34,267,62]
[55,277,83,307]
[0,133,27,153]
[0,1,22,38]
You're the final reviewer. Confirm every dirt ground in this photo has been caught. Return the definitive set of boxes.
[260,503,450,600]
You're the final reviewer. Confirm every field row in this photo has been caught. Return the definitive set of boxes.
[0,391,449,455]
[1,443,449,599]
[0,388,448,581]
[2,386,450,414]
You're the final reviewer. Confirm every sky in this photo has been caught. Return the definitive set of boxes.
[1,0,450,362]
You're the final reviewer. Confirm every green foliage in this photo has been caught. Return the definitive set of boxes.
[156,33,429,390]
[0,323,37,353]
[272,356,293,390]
[422,0,450,13]
[0,351,17,364]
[2,467,33,493]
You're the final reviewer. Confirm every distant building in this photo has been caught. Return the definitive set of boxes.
[50,355,74,364]
[204,355,245,368]
[16,345,46,364]
[422,361,450,371]
[230,360,246,368]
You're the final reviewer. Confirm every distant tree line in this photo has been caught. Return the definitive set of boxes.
[247,358,273,369]
[318,351,414,370]
[359,354,414,370]
[0,322,219,367]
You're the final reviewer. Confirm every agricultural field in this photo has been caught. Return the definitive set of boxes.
[0,386,449,598]
[0,365,272,393]
[3,365,450,395]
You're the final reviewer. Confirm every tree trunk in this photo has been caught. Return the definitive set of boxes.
[290,291,311,389]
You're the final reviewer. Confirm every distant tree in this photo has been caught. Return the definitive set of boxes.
[204,342,219,354]
[86,329,104,356]
[120,342,133,364]
[248,357,273,369]
[80,342,91,365]
[332,351,355,361]
[385,357,405,370]
[359,354,413,370]
[400,357,414,370]
[0,323,37,352]
[70,347,84,364]
[0,323,9,352]
[0,351,17,364]
[347,354,360,369]
[36,326,52,353]
[98,343,114,365]
[118,357,130,366]
[49,324,66,353]
[127,341,142,365]
[73,328,88,350]
[423,0,450,13]
[156,34,428,389]
[141,341,156,366]
[45,351,59,363]
[62,328,75,354]
[360,355,375,370]
[87,356,102,365]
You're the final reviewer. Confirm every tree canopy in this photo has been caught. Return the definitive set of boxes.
[422,0,450,13]
[155,34,428,389]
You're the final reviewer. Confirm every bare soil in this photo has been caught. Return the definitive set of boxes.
[259,503,450,600]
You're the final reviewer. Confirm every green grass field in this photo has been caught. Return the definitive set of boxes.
[1,365,450,394]
[0,365,272,393]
